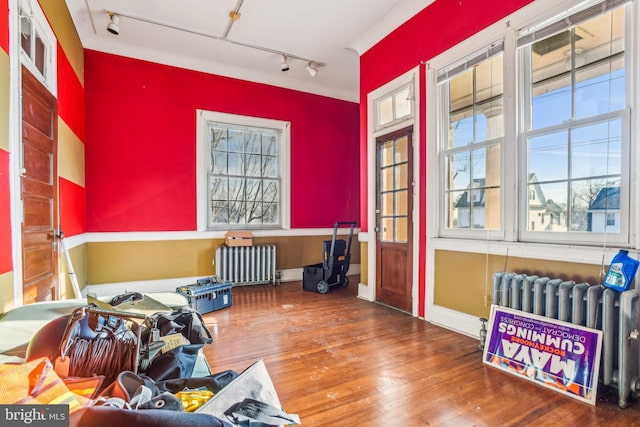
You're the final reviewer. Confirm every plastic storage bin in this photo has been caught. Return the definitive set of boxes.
[176,278,233,314]
[303,263,325,292]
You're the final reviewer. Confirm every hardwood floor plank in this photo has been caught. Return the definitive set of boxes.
[201,278,640,426]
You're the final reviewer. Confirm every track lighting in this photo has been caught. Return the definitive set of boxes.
[305,62,318,77]
[280,55,290,72]
[107,12,120,35]
[103,9,324,76]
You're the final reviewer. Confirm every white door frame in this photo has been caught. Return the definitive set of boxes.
[361,66,421,316]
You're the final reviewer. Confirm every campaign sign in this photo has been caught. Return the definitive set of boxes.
[482,305,603,405]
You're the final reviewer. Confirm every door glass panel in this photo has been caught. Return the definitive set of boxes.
[395,164,408,190]
[378,133,411,243]
[381,167,393,192]
[382,218,394,241]
[396,136,408,162]
[382,193,394,216]
[395,217,408,242]
[396,191,408,216]
[381,141,394,166]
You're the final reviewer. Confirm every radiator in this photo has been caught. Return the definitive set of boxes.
[492,272,640,408]
[215,245,277,286]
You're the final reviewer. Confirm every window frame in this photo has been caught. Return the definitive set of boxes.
[436,41,506,240]
[196,110,291,232]
[429,0,636,247]
[517,1,632,246]
[374,82,414,132]
[18,0,56,96]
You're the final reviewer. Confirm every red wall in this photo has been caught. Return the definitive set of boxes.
[59,178,85,237]
[57,44,84,141]
[360,0,534,317]
[84,51,359,232]
[0,0,8,54]
[1,0,9,273]
[0,149,11,273]
[57,44,86,238]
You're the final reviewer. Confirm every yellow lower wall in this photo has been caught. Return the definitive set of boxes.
[434,249,603,318]
[87,235,361,285]
[359,241,368,284]
[0,271,15,314]
[59,244,87,297]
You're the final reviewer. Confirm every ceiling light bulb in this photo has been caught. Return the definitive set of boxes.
[281,56,290,72]
[305,62,318,77]
[107,13,120,35]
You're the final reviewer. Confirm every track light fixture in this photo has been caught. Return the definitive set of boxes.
[305,62,318,77]
[103,9,323,76]
[280,55,290,72]
[107,12,120,35]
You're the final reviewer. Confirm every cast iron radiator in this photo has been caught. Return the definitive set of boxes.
[492,272,640,408]
[215,245,277,286]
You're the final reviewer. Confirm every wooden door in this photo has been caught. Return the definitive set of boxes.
[21,66,58,304]
[375,127,413,312]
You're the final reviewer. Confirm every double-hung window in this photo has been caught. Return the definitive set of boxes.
[434,0,633,246]
[518,0,630,244]
[198,111,290,231]
[437,43,504,236]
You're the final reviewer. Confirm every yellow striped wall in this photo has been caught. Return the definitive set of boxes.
[58,119,84,187]
[0,271,14,313]
[433,249,603,318]
[86,235,361,285]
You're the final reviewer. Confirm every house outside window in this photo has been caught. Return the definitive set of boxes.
[197,110,290,231]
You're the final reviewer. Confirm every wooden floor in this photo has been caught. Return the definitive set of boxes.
[201,277,640,426]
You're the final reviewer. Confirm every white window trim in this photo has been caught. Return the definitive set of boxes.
[196,110,291,232]
[425,0,640,336]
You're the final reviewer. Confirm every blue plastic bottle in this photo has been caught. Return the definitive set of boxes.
[603,250,640,292]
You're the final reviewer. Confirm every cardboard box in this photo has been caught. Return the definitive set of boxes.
[225,231,253,247]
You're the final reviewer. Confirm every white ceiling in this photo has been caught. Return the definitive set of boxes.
[65,0,432,102]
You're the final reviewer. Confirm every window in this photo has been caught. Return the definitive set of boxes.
[375,83,414,130]
[438,43,504,234]
[433,0,633,246]
[197,111,290,231]
[519,0,628,243]
[19,0,56,93]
